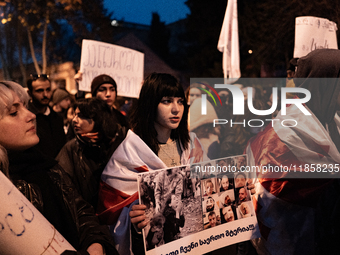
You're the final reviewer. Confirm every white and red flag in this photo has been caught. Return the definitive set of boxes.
[97,130,207,254]
[217,0,241,79]
[246,103,340,254]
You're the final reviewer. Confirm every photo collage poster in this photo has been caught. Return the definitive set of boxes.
[137,154,260,255]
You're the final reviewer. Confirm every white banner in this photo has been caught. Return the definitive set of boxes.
[294,16,338,58]
[79,39,144,98]
[0,171,75,254]
[217,0,241,79]
[138,155,260,255]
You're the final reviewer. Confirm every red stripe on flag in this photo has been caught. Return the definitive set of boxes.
[250,125,331,207]
[134,165,149,172]
[97,181,139,225]
[253,196,259,214]
[318,144,330,155]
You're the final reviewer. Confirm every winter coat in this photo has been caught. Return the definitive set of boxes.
[56,127,127,210]
[8,148,118,254]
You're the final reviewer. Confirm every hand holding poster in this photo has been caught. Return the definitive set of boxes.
[79,39,144,98]
[137,155,260,255]
[294,16,338,58]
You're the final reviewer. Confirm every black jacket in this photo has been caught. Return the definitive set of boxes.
[28,102,66,158]
[56,127,127,210]
[8,148,118,254]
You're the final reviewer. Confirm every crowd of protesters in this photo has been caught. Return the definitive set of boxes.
[1,48,340,255]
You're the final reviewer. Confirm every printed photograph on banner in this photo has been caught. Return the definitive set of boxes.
[201,178,218,196]
[138,165,203,252]
[138,156,260,255]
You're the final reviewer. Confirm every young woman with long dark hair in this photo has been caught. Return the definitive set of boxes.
[97,73,207,254]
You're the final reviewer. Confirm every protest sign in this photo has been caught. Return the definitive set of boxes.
[294,16,338,58]
[0,171,75,254]
[138,155,260,255]
[79,39,144,98]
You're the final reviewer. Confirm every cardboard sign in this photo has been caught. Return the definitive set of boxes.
[138,155,260,255]
[294,16,338,58]
[0,171,75,254]
[79,39,144,98]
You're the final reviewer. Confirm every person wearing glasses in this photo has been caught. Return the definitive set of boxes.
[27,74,66,158]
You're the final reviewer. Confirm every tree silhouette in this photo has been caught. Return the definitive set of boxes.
[149,12,170,61]
[0,0,114,82]
[242,0,340,74]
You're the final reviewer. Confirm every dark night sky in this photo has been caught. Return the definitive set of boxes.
[103,0,190,25]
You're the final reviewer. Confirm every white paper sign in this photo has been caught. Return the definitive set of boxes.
[294,16,338,58]
[0,171,75,255]
[79,39,144,98]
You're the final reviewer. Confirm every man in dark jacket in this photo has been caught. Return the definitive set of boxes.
[27,74,66,158]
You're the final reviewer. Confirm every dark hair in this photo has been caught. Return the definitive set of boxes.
[91,74,117,97]
[74,98,118,142]
[205,179,214,187]
[150,213,165,229]
[208,211,216,217]
[235,172,246,180]
[130,73,189,155]
[207,196,214,202]
[27,75,50,91]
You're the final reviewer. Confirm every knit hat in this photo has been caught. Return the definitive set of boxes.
[190,98,218,131]
[91,74,117,96]
[52,89,70,106]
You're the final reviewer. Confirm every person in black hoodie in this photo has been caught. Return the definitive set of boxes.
[0,81,118,255]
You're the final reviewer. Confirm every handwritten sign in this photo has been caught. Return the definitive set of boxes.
[0,171,75,255]
[294,16,338,58]
[79,39,144,98]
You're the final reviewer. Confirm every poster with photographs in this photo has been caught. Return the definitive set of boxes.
[137,155,260,255]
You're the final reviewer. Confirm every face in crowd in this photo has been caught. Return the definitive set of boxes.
[218,159,228,168]
[29,78,52,108]
[221,175,230,191]
[235,173,246,188]
[58,97,71,110]
[0,82,39,151]
[95,83,117,107]
[236,156,246,169]
[155,96,184,134]
[72,108,95,135]
[170,194,181,211]
[208,212,217,227]
[223,206,235,222]
[240,202,251,218]
[224,195,232,205]
[205,180,214,196]
[239,187,247,202]
[188,87,201,105]
[206,197,215,212]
